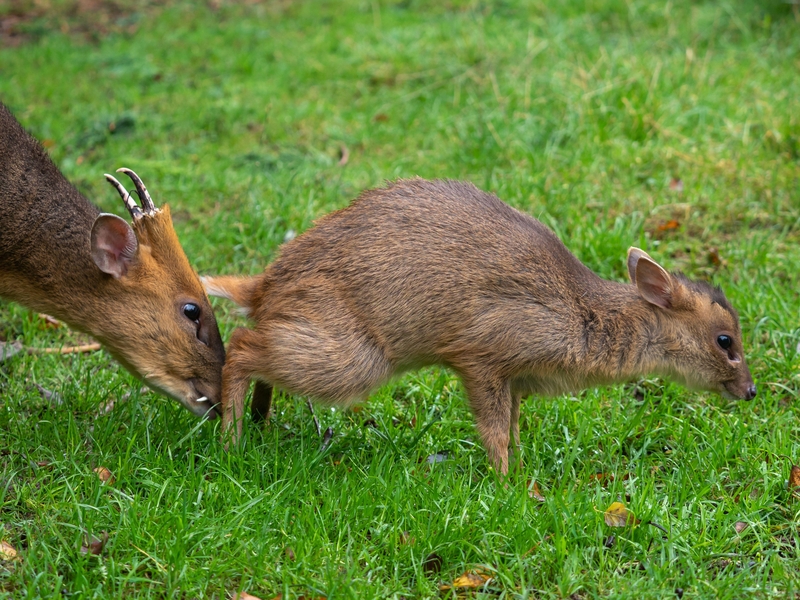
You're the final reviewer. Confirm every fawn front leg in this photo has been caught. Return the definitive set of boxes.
[463,373,512,475]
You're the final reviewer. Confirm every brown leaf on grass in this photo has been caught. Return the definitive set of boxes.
[38,314,62,328]
[423,552,443,575]
[284,546,295,561]
[233,593,264,600]
[734,521,748,534]
[527,479,545,501]
[603,502,640,527]
[373,113,389,122]
[80,531,108,555]
[656,219,680,232]
[708,247,723,267]
[439,568,494,591]
[789,465,800,495]
[669,178,684,193]
[93,466,115,485]
[0,541,18,561]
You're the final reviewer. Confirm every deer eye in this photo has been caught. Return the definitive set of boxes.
[183,303,201,322]
[717,335,732,350]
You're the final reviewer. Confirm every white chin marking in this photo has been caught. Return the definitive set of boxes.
[196,396,208,403]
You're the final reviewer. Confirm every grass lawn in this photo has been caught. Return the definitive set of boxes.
[1,0,799,597]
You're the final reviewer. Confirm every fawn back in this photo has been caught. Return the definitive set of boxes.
[207,178,755,471]
[0,102,224,417]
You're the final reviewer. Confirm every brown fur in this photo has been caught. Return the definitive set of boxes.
[206,178,755,472]
[0,102,225,417]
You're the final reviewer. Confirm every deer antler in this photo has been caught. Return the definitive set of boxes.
[104,172,143,219]
[103,169,159,219]
[116,168,156,215]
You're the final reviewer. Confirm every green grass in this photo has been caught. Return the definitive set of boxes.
[1,0,799,597]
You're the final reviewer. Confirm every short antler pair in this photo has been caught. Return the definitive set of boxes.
[104,168,157,219]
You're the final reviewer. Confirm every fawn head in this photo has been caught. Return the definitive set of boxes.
[627,247,756,401]
[91,169,225,417]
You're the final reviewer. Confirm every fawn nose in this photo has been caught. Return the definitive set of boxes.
[745,384,757,400]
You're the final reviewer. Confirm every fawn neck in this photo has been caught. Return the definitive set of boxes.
[577,278,677,386]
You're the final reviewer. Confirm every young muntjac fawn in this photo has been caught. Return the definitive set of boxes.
[205,178,756,473]
[0,102,225,418]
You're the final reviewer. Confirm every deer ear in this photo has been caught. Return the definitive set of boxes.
[91,213,138,279]
[634,253,674,309]
[626,247,654,284]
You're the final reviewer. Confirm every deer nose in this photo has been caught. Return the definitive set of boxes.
[745,384,757,400]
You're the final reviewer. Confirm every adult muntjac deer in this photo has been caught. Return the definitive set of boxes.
[205,178,756,473]
[0,102,225,418]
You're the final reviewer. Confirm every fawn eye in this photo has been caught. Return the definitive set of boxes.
[183,303,201,322]
[717,335,732,350]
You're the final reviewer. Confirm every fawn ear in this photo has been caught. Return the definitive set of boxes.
[626,247,654,284]
[91,213,138,279]
[629,248,675,310]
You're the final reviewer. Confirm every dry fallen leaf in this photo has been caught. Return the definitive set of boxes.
[603,501,640,527]
[38,314,62,328]
[669,178,684,193]
[734,521,748,534]
[708,247,723,267]
[527,480,545,502]
[93,466,115,485]
[0,541,18,561]
[80,531,108,556]
[233,593,263,600]
[656,219,681,232]
[439,568,494,591]
[789,465,800,495]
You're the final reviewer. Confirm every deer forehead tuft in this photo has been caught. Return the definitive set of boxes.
[673,272,737,318]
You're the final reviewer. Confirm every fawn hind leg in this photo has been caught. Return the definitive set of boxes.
[251,381,273,423]
[262,316,393,403]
